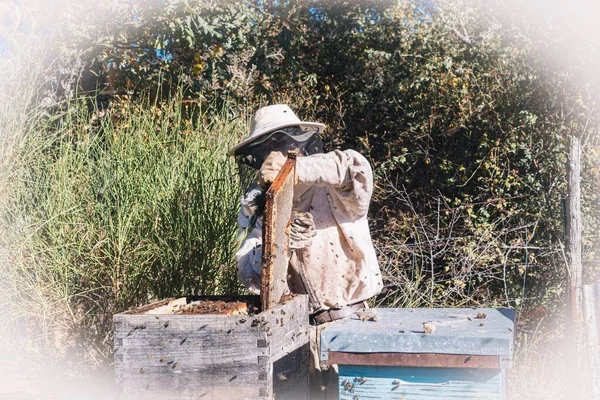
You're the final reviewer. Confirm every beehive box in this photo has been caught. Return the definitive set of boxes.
[320,308,516,400]
[114,155,310,400]
[114,294,309,400]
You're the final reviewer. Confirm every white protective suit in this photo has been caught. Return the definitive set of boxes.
[236,149,383,314]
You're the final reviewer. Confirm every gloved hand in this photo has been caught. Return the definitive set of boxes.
[257,151,286,188]
[289,211,317,249]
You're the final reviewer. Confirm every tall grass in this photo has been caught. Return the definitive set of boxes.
[3,90,246,372]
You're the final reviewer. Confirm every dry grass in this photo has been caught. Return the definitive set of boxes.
[508,309,597,400]
[0,63,248,382]
[509,318,568,399]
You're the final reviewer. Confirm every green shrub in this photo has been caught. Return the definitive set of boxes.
[4,90,246,368]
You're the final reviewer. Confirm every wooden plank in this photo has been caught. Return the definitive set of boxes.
[583,283,600,399]
[268,295,310,359]
[114,313,270,400]
[121,297,176,314]
[114,294,310,400]
[273,343,310,397]
[566,135,586,398]
[268,295,310,398]
[328,352,500,369]
[116,379,266,400]
[320,308,515,365]
[337,365,502,400]
[120,295,260,315]
[261,153,296,311]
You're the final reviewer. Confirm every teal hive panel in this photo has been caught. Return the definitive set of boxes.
[338,365,505,400]
[321,308,515,399]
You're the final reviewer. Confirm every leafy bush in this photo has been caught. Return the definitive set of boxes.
[2,0,599,384]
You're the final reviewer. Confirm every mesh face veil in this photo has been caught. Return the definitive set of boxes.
[234,126,323,170]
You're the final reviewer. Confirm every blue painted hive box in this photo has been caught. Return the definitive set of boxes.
[320,308,516,400]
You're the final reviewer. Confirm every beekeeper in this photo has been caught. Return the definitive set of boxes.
[229,104,383,397]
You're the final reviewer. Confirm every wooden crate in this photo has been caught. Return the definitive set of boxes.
[114,154,309,399]
[320,308,516,400]
[114,295,309,400]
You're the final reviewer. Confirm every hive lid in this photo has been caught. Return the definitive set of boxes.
[320,308,516,365]
[260,153,296,311]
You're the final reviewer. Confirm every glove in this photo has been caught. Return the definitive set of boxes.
[258,151,286,188]
[289,212,317,249]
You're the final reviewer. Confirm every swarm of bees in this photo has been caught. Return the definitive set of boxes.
[339,376,369,397]
[353,376,367,385]
[341,379,355,393]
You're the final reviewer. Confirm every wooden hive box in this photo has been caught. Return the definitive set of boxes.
[320,307,516,400]
[114,155,310,400]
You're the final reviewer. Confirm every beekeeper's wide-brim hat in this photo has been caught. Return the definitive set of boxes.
[228,104,326,155]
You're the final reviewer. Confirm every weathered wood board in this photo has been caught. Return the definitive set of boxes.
[114,295,310,400]
[261,153,296,311]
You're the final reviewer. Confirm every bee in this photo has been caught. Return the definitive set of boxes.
[358,311,379,322]
[343,380,354,392]
[139,368,145,374]
[172,362,178,369]
[159,357,166,363]
[163,321,170,328]
[423,322,437,334]
[475,312,487,319]
[277,373,287,381]
[392,380,401,385]
[354,377,367,384]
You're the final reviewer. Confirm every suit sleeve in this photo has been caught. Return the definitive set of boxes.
[295,149,374,219]
[235,184,263,294]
